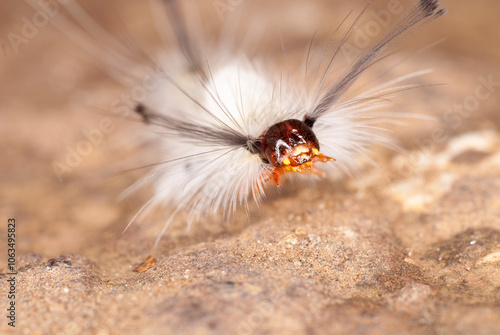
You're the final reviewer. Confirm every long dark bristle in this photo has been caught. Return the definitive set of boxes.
[419,0,447,18]
[305,0,445,120]
[134,103,150,124]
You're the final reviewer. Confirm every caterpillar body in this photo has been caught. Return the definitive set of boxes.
[28,0,445,246]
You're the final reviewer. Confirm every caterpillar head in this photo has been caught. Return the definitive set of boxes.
[261,119,333,184]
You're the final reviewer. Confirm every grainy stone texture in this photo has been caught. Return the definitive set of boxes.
[1,1,499,334]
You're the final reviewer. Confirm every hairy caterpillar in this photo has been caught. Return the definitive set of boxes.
[28,0,445,246]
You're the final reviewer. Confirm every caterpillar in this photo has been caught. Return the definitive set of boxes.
[28,0,445,246]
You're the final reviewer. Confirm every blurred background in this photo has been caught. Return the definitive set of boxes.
[1,0,499,258]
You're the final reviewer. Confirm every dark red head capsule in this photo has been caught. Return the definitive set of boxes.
[261,119,333,184]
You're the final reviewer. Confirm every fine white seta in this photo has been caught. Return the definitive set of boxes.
[28,0,445,246]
